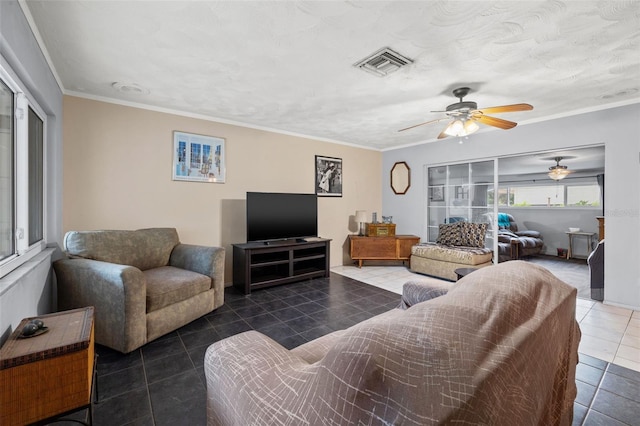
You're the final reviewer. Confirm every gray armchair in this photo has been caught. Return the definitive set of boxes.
[496,213,544,262]
[53,228,225,353]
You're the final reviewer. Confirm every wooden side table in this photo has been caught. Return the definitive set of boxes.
[349,235,420,268]
[454,267,477,281]
[566,231,595,260]
[0,307,95,426]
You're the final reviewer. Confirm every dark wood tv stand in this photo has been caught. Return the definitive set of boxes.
[232,238,331,294]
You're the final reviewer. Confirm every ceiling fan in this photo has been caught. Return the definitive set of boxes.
[398,87,533,139]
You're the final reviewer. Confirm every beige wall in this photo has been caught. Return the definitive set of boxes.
[62,96,381,284]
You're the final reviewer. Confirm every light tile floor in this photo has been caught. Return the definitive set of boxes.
[331,264,640,373]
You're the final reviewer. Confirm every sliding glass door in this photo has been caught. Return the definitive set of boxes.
[426,160,497,251]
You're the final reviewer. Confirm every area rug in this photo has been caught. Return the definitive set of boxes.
[523,255,591,299]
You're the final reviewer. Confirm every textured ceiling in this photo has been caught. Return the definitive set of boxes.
[23,0,640,150]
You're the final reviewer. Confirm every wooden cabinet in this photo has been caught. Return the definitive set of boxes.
[349,235,420,268]
[596,216,605,241]
[233,239,331,294]
[0,307,95,426]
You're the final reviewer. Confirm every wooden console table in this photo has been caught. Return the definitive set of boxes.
[233,239,331,294]
[0,307,95,426]
[349,235,420,268]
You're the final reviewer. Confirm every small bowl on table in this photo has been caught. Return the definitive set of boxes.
[568,227,581,233]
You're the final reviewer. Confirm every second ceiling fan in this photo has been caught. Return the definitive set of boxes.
[399,87,533,139]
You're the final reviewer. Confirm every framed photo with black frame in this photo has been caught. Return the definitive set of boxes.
[315,155,342,197]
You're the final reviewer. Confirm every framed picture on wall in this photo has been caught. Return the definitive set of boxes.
[172,131,226,183]
[315,155,342,197]
[430,185,444,201]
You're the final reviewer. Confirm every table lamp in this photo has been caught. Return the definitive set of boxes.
[355,210,367,236]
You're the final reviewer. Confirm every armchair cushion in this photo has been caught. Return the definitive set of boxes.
[64,228,179,270]
[144,266,212,312]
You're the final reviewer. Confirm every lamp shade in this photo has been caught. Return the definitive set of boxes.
[355,210,367,223]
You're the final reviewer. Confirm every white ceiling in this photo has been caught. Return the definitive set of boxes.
[22,1,640,151]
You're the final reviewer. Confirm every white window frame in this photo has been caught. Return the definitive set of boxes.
[0,62,47,278]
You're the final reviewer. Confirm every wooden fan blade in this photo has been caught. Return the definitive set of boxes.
[476,103,533,115]
[437,130,450,139]
[474,115,518,129]
[398,118,447,132]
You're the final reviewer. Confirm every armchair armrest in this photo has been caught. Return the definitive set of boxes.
[205,330,308,424]
[169,244,225,307]
[53,258,147,353]
[498,234,516,244]
[399,279,451,309]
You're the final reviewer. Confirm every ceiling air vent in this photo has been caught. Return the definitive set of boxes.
[354,47,413,77]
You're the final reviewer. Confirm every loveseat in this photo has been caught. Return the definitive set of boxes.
[204,261,580,425]
[410,221,493,280]
[53,228,225,353]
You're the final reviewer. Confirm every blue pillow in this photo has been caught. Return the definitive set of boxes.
[498,213,511,228]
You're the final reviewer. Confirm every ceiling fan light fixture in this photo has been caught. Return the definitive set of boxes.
[464,119,479,134]
[443,119,463,136]
[548,156,572,180]
[443,118,479,137]
[548,167,571,180]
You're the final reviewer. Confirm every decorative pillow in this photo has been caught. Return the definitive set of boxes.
[460,222,487,248]
[436,223,463,246]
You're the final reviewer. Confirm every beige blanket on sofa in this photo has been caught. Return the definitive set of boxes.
[205,261,580,425]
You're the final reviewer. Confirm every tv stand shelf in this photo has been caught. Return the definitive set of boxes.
[233,239,331,294]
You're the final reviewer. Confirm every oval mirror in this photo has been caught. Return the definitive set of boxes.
[390,161,411,194]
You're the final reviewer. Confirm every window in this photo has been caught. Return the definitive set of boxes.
[512,185,565,207]
[567,185,601,207]
[0,64,46,277]
[0,79,14,262]
[497,183,600,208]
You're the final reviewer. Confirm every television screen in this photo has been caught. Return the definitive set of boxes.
[246,192,318,242]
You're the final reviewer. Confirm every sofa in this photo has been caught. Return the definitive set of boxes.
[496,213,544,262]
[53,228,225,353]
[204,261,580,425]
[410,221,493,280]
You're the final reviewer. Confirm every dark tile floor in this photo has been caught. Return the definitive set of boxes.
[55,273,639,426]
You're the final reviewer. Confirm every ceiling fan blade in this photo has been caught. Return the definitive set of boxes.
[474,114,518,130]
[476,103,533,115]
[398,118,447,132]
[437,130,450,139]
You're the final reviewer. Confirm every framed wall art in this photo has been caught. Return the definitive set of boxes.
[430,185,444,201]
[172,131,225,183]
[315,155,342,197]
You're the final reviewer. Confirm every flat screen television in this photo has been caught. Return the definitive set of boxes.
[246,192,318,243]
